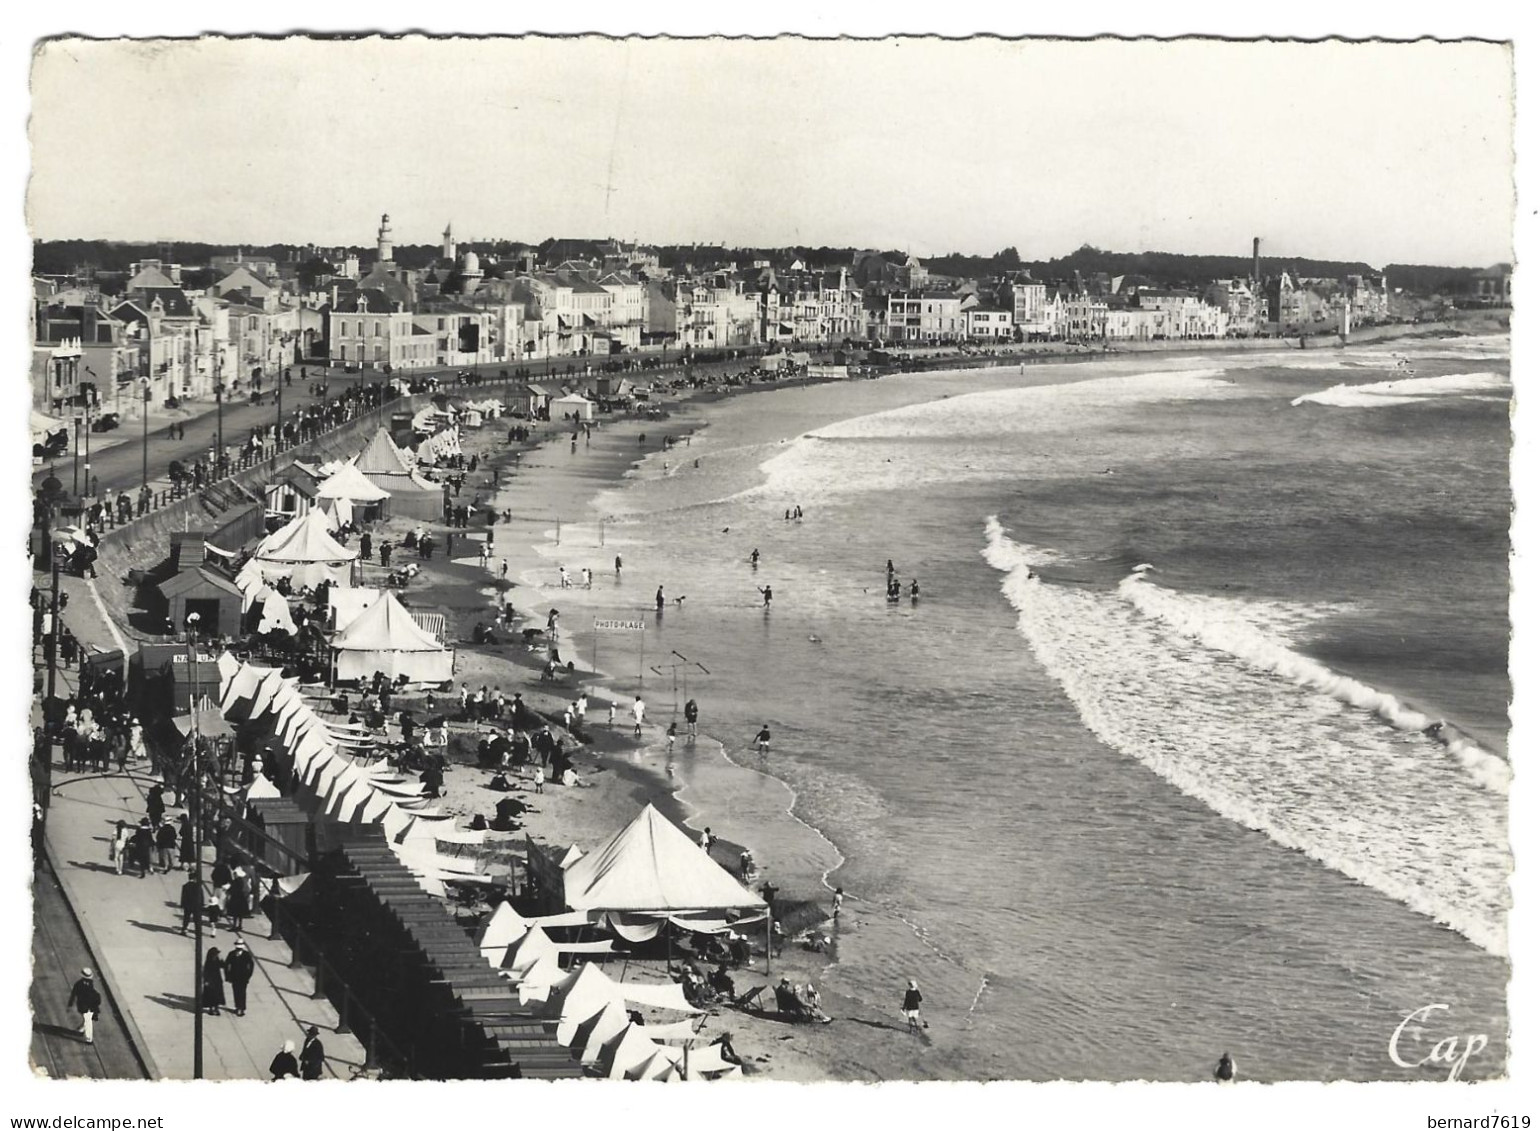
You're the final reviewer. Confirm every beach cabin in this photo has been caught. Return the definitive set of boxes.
[264,465,321,527]
[552,393,597,423]
[153,532,245,638]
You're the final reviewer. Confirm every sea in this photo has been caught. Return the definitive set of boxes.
[515,334,1512,1082]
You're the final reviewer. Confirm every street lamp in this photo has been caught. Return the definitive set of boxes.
[140,377,151,492]
[214,375,224,478]
[184,610,206,1079]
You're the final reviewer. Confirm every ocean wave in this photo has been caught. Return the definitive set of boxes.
[1292,371,1510,408]
[980,516,1509,955]
[1118,573,1511,795]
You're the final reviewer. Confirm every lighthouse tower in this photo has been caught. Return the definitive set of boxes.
[442,223,456,262]
[377,213,394,263]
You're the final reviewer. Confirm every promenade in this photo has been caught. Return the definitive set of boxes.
[34,644,369,1080]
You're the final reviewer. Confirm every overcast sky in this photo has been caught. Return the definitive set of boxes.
[27,36,1513,266]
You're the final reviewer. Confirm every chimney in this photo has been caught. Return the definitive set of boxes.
[171,530,208,572]
[1252,237,1261,286]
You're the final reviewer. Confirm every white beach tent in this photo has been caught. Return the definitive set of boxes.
[257,592,297,636]
[315,462,391,525]
[253,509,357,589]
[351,428,443,520]
[329,587,382,633]
[331,590,453,684]
[562,804,767,918]
[552,393,597,422]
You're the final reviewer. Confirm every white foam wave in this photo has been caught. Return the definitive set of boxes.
[1292,371,1510,408]
[980,517,1509,955]
[1119,573,1511,795]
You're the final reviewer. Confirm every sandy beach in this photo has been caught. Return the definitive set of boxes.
[358,382,861,1081]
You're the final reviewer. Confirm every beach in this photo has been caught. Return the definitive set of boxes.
[351,330,1510,1082]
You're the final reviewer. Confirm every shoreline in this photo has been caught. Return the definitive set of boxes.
[289,331,1506,1080]
[373,387,852,1080]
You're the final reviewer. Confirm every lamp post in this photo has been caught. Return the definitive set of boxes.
[140,377,151,491]
[71,416,80,496]
[185,610,206,1080]
[214,372,224,478]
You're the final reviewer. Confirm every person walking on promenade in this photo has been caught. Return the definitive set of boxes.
[155,816,178,873]
[180,871,204,933]
[270,1040,300,1080]
[632,696,646,738]
[360,531,372,562]
[1214,1052,1237,1083]
[67,968,101,1044]
[223,938,255,1017]
[211,857,233,919]
[129,819,155,879]
[110,820,131,875]
[300,1026,326,1080]
[685,698,699,737]
[146,782,166,826]
[226,866,251,932]
[178,812,194,867]
[202,946,227,1016]
[500,558,509,579]
[480,542,491,569]
[615,554,622,577]
[902,979,927,1032]
[656,586,665,612]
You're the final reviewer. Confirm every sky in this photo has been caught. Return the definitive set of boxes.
[26,35,1514,267]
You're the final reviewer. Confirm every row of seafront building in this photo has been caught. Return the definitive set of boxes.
[41,215,1500,419]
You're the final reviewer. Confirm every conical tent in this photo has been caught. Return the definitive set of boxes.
[315,462,391,502]
[254,510,357,589]
[351,429,442,520]
[353,428,414,476]
[562,804,767,914]
[331,591,453,683]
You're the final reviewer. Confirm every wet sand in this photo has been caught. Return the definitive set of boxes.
[366,394,861,1081]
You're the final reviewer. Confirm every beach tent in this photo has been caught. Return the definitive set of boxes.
[562,804,767,918]
[602,1024,669,1080]
[552,393,597,422]
[329,587,382,633]
[331,590,453,684]
[573,1000,631,1065]
[315,462,391,525]
[256,592,298,636]
[351,429,443,520]
[627,1045,684,1081]
[479,901,531,958]
[253,510,357,589]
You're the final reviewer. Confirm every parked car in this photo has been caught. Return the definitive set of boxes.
[91,412,121,433]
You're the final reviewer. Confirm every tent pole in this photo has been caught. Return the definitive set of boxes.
[665,918,672,977]
[765,908,772,976]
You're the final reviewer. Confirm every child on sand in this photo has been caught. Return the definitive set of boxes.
[903,979,927,1032]
[633,696,646,737]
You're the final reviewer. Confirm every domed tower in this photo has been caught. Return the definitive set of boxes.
[458,250,484,296]
[442,223,456,263]
[377,213,394,263]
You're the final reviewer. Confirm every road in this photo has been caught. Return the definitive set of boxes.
[35,350,759,501]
